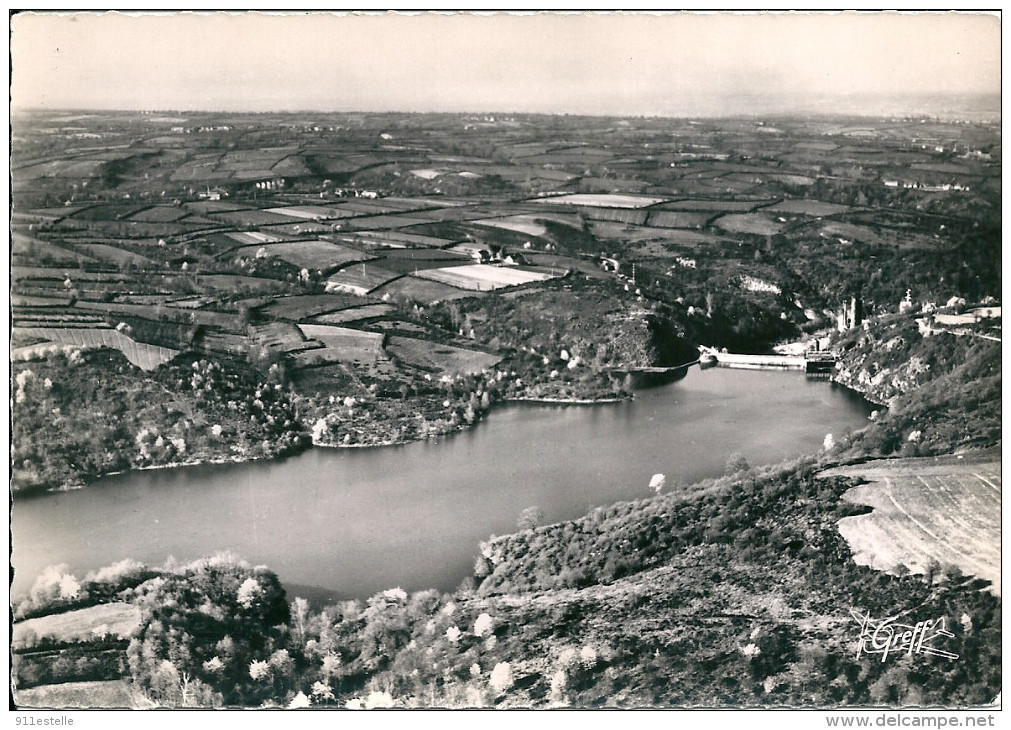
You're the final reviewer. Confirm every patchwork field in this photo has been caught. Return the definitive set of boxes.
[325,263,402,295]
[127,205,191,223]
[657,199,769,212]
[312,303,397,324]
[335,200,413,215]
[824,455,1001,595]
[765,199,852,217]
[183,200,252,214]
[260,221,335,236]
[263,205,360,220]
[374,248,471,273]
[579,207,649,225]
[415,206,496,223]
[370,275,484,304]
[70,243,155,267]
[213,209,301,226]
[645,210,715,229]
[259,293,366,321]
[12,267,129,283]
[590,223,725,250]
[192,274,289,295]
[348,230,458,248]
[233,240,370,271]
[163,296,215,309]
[13,234,94,264]
[224,230,285,245]
[414,263,559,291]
[346,214,432,230]
[524,253,609,278]
[75,299,248,329]
[713,213,785,236]
[473,215,552,237]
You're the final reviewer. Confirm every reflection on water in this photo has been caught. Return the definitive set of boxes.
[11,369,873,600]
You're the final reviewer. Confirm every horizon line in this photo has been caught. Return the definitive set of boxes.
[12,98,1003,122]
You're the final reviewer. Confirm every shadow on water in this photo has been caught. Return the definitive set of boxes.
[628,361,696,389]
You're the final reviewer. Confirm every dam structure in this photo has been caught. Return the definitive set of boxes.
[699,346,836,374]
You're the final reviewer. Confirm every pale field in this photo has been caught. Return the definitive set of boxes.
[264,205,355,220]
[11,327,179,370]
[15,680,155,709]
[415,264,558,291]
[824,456,1001,595]
[531,193,668,209]
[13,602,142,648]
[224,230,284,245]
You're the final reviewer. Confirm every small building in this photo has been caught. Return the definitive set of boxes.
[598,256,620,273]
[198,186,229,201]
[451,241,492,262]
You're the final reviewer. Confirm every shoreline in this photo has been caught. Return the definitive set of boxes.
[19,390,636,495]
[20,370,870,497]
[830,374,890,408]
[503,395,627,406]
[24,450,300,499]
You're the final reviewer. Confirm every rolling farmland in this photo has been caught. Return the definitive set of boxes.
[825,455,1001,595]
[8,105,1004,710]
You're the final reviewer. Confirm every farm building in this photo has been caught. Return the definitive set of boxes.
[450,241,494,263]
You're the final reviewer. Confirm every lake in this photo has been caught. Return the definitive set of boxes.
[11,368,874,600]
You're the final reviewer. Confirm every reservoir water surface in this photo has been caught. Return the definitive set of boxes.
[11,368,873,599]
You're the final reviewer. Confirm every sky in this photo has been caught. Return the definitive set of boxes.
[9,11,1002,116]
